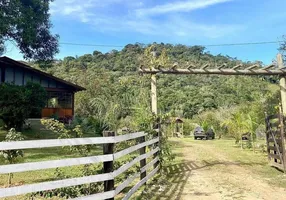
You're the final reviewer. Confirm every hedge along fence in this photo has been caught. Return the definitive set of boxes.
[0,131,160,200]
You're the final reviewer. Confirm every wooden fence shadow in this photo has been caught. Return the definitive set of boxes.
[140,159,265,200]
[140,161,197,200]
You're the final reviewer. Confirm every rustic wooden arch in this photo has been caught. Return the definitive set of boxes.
[139,54,286,115]
[140,53,286,172]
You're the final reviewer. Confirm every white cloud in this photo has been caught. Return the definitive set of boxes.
[135,0,233,16]
[50,0,140,22]
[50,0,96,22]
[49,0,242,39]
[87,15,243,40]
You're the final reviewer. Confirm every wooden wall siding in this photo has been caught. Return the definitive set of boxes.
[5,66,14,83]
[49,80,56,88]
[0,132,159,200]
[33,75,40,84]
[24,72,32,84]
[15,68,23,85]
[57,83,66,89]
[41,78,49,87]
[1,66,72,90]
[42,108,73,118]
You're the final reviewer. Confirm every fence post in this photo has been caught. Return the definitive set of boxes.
[139,135,147,183]
[153,117,160,169]
[103,131,115,200]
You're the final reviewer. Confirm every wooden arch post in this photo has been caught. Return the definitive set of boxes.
[151,72,159,169]
[151,73,158,115]
[278,54,286,115]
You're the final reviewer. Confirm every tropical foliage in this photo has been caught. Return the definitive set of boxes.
[0,82,47,130]
[30,44,279,144]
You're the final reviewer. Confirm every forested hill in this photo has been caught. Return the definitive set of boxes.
[43,43,279,120]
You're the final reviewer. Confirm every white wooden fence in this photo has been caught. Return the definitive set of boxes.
[0,131,160,199]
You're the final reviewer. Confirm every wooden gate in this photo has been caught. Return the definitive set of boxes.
[265,112,286,172]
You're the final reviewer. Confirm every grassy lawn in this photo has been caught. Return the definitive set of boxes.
[0,126,142,200]
[0,126,103,200]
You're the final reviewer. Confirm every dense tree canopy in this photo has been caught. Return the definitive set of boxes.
[42,43,278,122]
[0,0,58,61]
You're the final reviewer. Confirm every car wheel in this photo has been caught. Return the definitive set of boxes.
[194,136,197,140]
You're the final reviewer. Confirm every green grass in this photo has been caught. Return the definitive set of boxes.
[0,125,143,200]
[0,126,104,200]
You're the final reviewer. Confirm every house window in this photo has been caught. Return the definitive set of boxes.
[46,92,72,109]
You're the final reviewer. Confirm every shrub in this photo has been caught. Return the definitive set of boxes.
[0,128,24,186]
[0,82,47,130]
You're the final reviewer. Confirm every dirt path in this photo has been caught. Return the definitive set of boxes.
[142,139,286,200]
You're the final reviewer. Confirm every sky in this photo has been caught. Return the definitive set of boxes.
[4,0,286,64]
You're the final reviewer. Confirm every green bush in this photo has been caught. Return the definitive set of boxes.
[0,128,25,186]
[0,82,47,130]
[0,119,4,128]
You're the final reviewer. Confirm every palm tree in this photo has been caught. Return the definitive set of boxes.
[244,114,259,153]
[222,111,247,148]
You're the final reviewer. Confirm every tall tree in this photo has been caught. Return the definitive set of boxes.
[0,0,59,61]
[279,35,286,61]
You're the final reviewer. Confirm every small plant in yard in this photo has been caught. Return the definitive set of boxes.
[30,165,104,199]
[41,119,91,155]
[0,128,24,186]
[31,119,105,199]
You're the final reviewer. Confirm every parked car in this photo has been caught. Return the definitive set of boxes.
[206,128,215,140]
[194,126,215,140]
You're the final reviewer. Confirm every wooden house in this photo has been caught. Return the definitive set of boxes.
[0,56,85,118]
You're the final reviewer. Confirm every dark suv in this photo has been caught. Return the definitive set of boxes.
[194,126,215,140]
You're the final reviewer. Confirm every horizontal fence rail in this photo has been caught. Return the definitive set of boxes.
[0,131,147,151]
[0,131,159,199]
[123,166,159,200]
[0,154,114,174]
[0,173,114,198]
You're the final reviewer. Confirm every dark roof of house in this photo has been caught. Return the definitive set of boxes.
[0,56,85,92]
